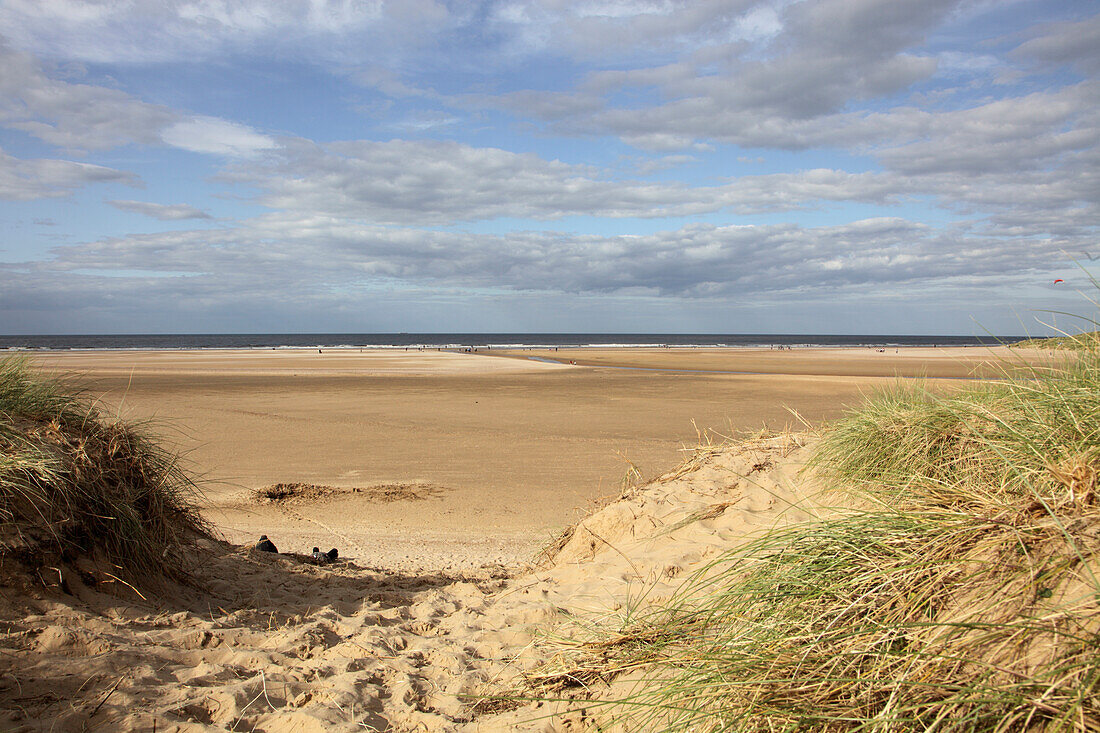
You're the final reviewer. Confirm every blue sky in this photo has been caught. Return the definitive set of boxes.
[1,0,1098,335]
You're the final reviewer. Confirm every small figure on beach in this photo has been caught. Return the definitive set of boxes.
[311,547,339,564]
[256,535,278,553]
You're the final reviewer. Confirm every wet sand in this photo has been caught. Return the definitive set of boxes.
[26,346,1028,570]
[490,344,1049,378]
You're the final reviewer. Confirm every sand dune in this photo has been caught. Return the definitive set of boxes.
[0,434,817,732]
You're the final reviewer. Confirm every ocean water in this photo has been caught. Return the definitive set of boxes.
[0,333,1025,351]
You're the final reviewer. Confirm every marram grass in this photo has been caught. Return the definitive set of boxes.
[1013,331,1100,353]
[0,358,210,584]
[516,346,1100,731]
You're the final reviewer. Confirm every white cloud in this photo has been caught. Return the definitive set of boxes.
[20,212,1077,301]
[3,0,772,69]
[218,138,918,224]
[206,129,1098,241]
[733,3,783,42]
[0,0,450,64]
[107,199,212,220]
[488,0,762,62]
[1014,12,1100,73]
[2,1,1098,335]
[867,84,1100,176]
[0,42,175,151]
[161,116,277,157]
[468,0,960,152]
[0,42,280,161]
[0,147,136,200]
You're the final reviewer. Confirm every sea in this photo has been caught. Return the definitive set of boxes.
[0,333,1026,351]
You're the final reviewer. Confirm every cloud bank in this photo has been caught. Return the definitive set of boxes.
[0,1,1096,334]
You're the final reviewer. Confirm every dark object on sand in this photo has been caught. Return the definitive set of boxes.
[256,535,278,553]
[310,547,339,564]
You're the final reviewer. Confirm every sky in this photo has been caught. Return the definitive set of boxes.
[0,0,1098,336]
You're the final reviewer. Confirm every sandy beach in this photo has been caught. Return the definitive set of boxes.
[23,346,1023,570]
[23,345,1029,567]
[3,344,1092,732]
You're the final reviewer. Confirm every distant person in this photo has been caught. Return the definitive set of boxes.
[256,535,278,553]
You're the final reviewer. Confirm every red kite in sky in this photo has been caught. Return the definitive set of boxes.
[1054,279,1064,283]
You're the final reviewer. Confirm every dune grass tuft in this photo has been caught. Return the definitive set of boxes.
[1013,331,1100,352]
[0,357,210,584]
[514,345,1100,730]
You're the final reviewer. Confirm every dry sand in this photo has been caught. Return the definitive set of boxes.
[23,346,1022,570]
[0,345,1050,731]
[0,433,821,732]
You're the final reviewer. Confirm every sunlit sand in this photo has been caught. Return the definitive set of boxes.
[28,346,1027,570]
